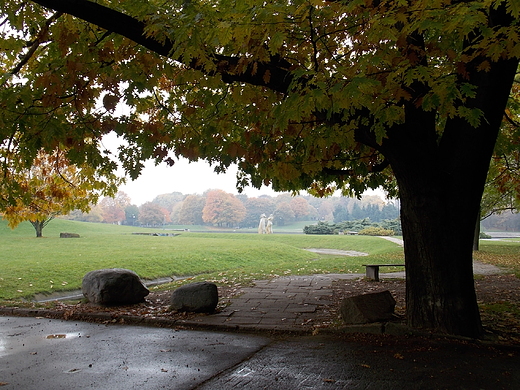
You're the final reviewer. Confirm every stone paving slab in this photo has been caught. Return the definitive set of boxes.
[183,274,347,331]
[191,260,498,333]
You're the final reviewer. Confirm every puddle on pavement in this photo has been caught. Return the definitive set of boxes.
[46,333,81,339]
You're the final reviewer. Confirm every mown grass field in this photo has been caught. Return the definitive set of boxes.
[1,219,518,302]
[0,219,404,300]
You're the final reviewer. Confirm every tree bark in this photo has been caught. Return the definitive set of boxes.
[31,220,44,238]
[398,171,483,337]
[473,212,481,251]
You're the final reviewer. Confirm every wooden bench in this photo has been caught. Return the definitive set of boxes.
[362,264,405,281]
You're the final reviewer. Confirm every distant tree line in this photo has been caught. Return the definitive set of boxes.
[64,190,399,229]
[481,212,520,232]
[333,201,399,223]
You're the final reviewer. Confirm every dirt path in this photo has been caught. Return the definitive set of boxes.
[306,248,369,256]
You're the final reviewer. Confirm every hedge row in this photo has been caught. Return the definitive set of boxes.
[303,218,402,235]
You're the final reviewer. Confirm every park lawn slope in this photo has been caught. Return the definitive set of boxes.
[0,220,404,300]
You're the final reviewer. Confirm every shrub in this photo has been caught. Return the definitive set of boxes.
[479,232,492,239]
[358,226,394,236]
[303,218,401,235]
[303,222,334,235]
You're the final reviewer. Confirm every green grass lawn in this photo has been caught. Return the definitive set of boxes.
[0,219,405,300]
[474,239,520,277]
[1,219,518,302]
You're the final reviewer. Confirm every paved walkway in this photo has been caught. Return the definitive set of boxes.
[181,274,360,332]
[174,235,501,332]
[169,261,501,333]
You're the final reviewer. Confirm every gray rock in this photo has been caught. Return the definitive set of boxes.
[82,268,149,305]
[170,282,218,313]
[340,290,396,324]
[60,232,80,238]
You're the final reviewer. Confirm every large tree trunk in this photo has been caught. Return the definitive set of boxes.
[383,127,485,337]
[397,171,483,337]
[380,51,518,337]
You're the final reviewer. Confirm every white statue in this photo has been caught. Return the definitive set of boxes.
[258,213,267,234]
[266,214,274,234]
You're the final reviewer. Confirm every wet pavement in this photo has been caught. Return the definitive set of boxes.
[1,316,519,389]
[0,316,270,389]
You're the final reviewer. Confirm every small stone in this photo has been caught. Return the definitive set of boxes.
[170,282,218,313]
[340,290,396,324]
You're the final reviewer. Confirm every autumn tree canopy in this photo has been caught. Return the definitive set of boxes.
[176,194,205,225]
[139,202,169,226]
[1,148,120,236]
[202,189,246,227]
[1,0,519,337]
[98,191,130,224]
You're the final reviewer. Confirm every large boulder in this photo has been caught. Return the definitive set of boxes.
[82,268,149,305]
[170,282,218,313]
[340,290,396,324]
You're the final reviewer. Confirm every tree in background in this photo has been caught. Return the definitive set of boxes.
[316,198,335,221]
[177,195,205,225]
[290,197,311,221]
[152,192,186,214]
[98,191,130,224]
[333,204,350,223]
[138,202,168,226]
[334,201,399,223]
[242,197,276,228]
[202,190,246,227]
[124,204,139,226]
[274,202,296,226]
[2,0,519,337]
[169,202,183,224]
[1,149,119,236]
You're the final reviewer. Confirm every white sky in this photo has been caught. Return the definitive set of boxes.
[102,128,277,205]
[118,158,277,206]
[102,133,385,206]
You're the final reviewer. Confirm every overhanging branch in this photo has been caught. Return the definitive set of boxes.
[322,158,389,177]
[30,0,294,93]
